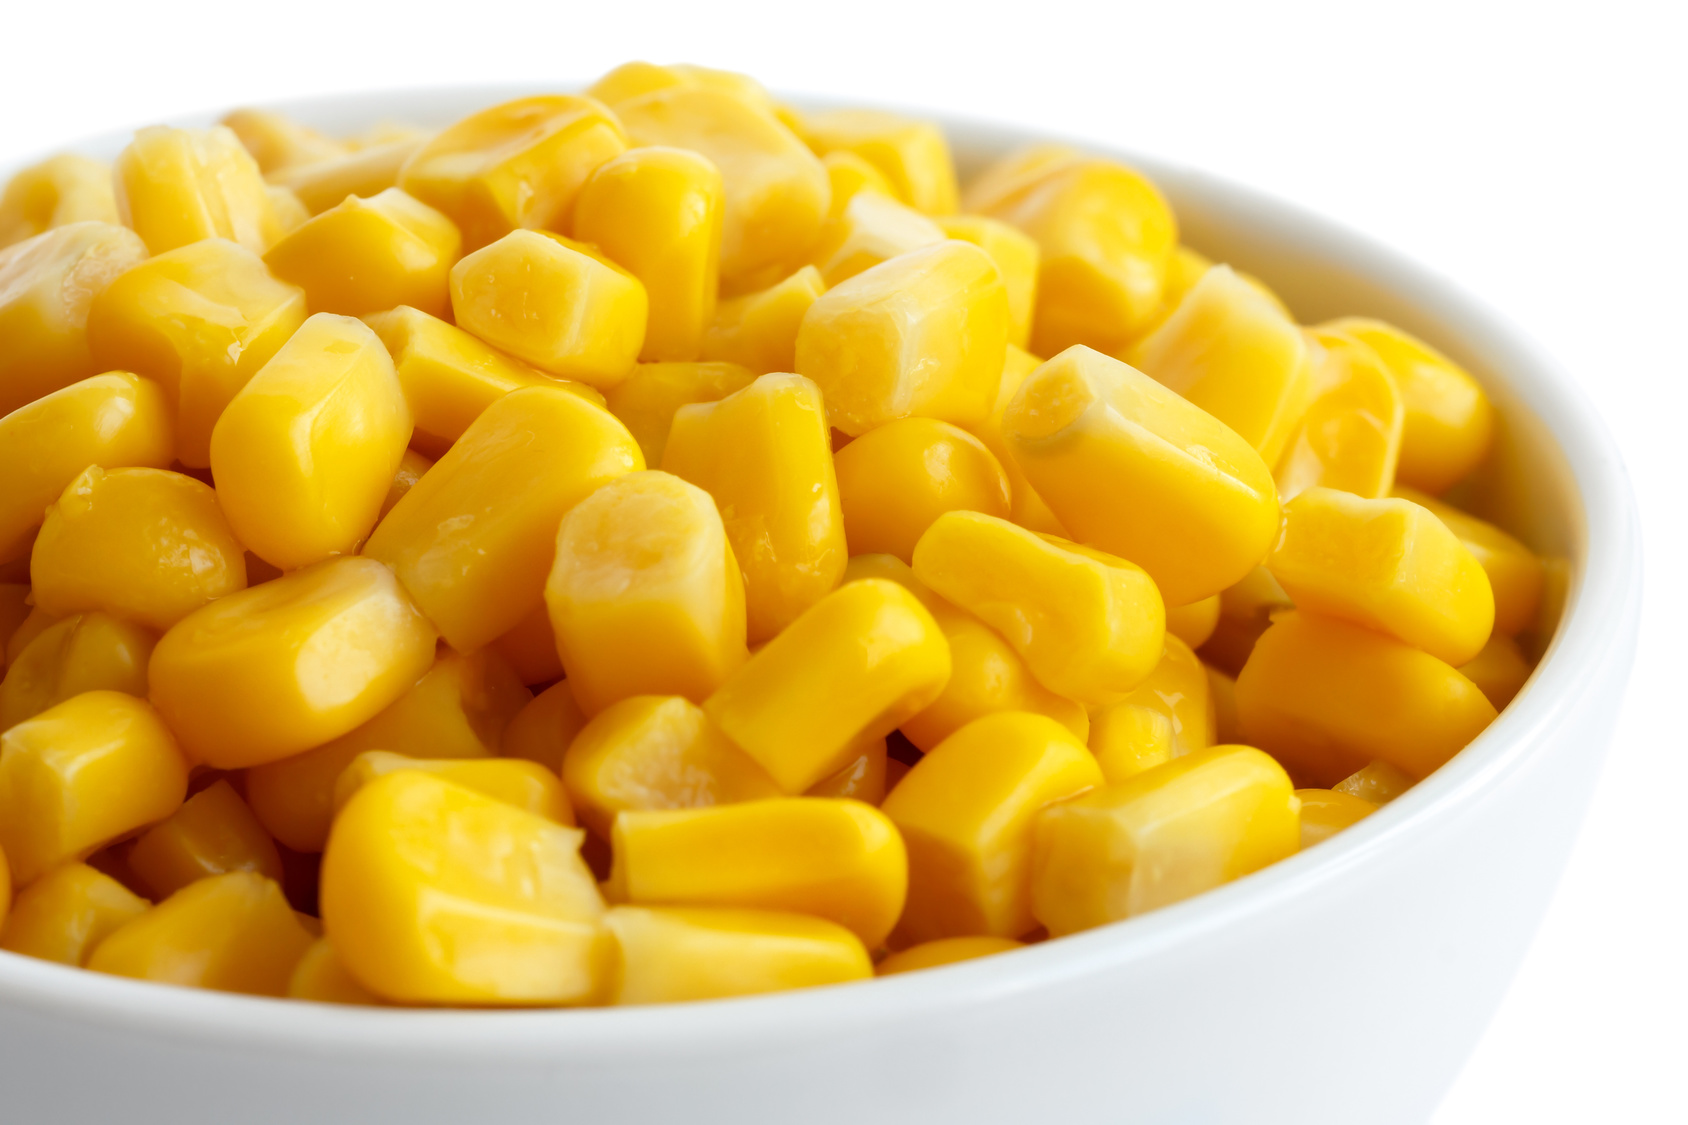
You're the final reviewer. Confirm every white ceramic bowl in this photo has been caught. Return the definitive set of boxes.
[0,88,1641,1125]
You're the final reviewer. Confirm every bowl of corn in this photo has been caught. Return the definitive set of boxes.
[0,63,1640,1125]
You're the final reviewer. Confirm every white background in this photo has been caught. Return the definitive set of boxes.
[2,2,1683,1119]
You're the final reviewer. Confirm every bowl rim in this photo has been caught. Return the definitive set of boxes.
[0,84,1643,1057]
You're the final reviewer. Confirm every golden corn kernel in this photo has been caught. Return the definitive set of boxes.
[795,240,1010,436]
[803,109,957,216]
[263,188,460,319]
[1095,634,1213,758]
[574,147,724,362]
[912,512,1163,707]
[0,155,118,249]
[547,471,748,714]
[288,937,385,1005]
[501,680,590,774]
[148,556,438,769]
[266,184,310,234]
[1332,760,1415,805]
[877,935,1022,976]
[490,601,564,685]
[1002,346,1280,606]
[365,385,642,651]
[1459,632,1532,710]
[614,86,828,292]
[882,711,1103,942]
[806,735,888,803]
[703,579,949,793]
[603,360,756,466]
[822,151,895,216]
[699,266,825,375]
[380,448,432,520]
[810,191,945,287]
[1030,744,1299,935]
[86,238,309,467]
[0,612,154,731]
[609,798,906,948]
[0,584,30,662]
[0,373,173,564]
[114,125,282,255]
[0,222,149,417]
[450,230,647,388]
[211,313,411,568]
[5,608,61,668]
[936,215,1039,349]
[1236,610,1497,785]
[1393,486,1545,637]
[0,691,189,885]
[662,373,845,641]
[270,136,427,216]
[220,109,346,175]
[1276,328,1403,501]
[562,694,780,838]
[1129,245,1211,340]
[1207,662,1240,743]
[1295,788,1377,848]
[964,344,1066,537]
[1267,487,1495,666]
[246,646,530,853]
[1087,703,1174,784]
[1521,555,1570,664]
[835,417,1011,563]
[1325,318,1493,494]
[606,904,871,1004]
[333,751,571,825]
[0,862,149,965]
[1202,565,1292,674]
[1166,595,1220,649]
[127,779,283,900]
[321,771,610,1005]
[88,870,311,995]
[1128,266,1312,467]
[589,62,776,116]
[30,467,245,630]
[398,95,627,251]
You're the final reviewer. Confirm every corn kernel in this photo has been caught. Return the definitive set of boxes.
[835,417,1012,563]
[1393,486,1544,637]
[88,870,311,995]
[822,151,895,216]
[1166,595,1220,650]
[796,240,1010,436]
[1001,346,1280,606]
[1295,788,1377,848]
[877,935,1022,976]
[266,184,310,234]
[803,109,957,216]
[1236,610,1497,785]
[704,579,949,793]
[882,711,1103,942]
[810,191,945,287]
[127,779,283,899]
[0,584,30,662]
[489,601,564,685]
[936,215,1039,349]
[263,188,460,319]
[0,612,154,731]
[1276,328,1403,501]
[399,95,627,251]
[380,449,432,520]
[1129,245,1212,340]
[333,751,571,825]
[603,360,757,466]
[1332,760,1414,805]
[114,125,282,255]
[220,109,346,175]
[1093,634,1212,759]
[86,238,309,467]
[5,608,61,668]
[1522,555,1570,664]
[0,862,149,965]
[1267,487,1495,666]
[1030,744,1299,935]
[270,136,427,216]
[288,937,385,1005]
[589,62,776,116]
[0,222,149,417]
[1459,632,1532,709]
[1202,565,1292,674]
[699,266,825,375]
[147,556,438,769]
[0,155,118,249]
[1207,663,1240,743]
[0,691,189,885]
[321,771,610,1005]
[501,680,590,774]
[1087,703,1174,784]
[806,735,888,803]
[965,344,1066,537]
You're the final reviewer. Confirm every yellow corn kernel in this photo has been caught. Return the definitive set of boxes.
[147,556,438,769]
[603,360,757,466]
[1207,663,1240,743]
[0,373,173,564]
[29,467,245,630]
[609,798,906,948]
[266,184,310,234]
[1459,632,1532,710]
[262,188,460,319]
[501,680,590,774]
[614,86,828,292]
[0,584,29,661]
[1332,760,1414,805]
[964,344,1066,537]
[127,780,283,900]
[912,512,1163,707]
[5,608,61,668]
[1087,703,1174,784]
[380,448,432,520]
[0,691,189,885]
[1325,318,1493,494]
[606,904,871,1004]
[936,215,1039,350]
[0,612,154,731]
[806,735,888,803]
[1295,788,1377,848]
[1129,245,1211,340]
[0,155,119,249]
[877,935,1023,976]
[490,601,564,685]
[1521,555,1570,664]
[588,62,777,116]
[968,150,1176,355]
[822,151,895,217]
[810,191,945,288]
[321,771,609,1005]
[703,579,949,793]
[269,136,427,215]
[1030,744,1299,935]
[1236,610,1496,785]
[246,646,530,853]
[1276,328,1404,501]
[1128,266,1312,467]
[699,265,825,375]
[562,695,780,838]
[219,108,346,175]
[835,417,1012,563]
[1202,565,1292,674]
[398,95,627,251]
[662,373,845,641]
[85,238,309,467]
[88,870,312,995]
[795,240,1010,436]
[1166,595,1220,650]
[1267,487,1495,666]
[450,230,647,388]
[0,862,149,965]
[882,711,1103,942]
[803,109,957,216]
[333,751,571,825]
[288,937,385,1004]
[574,147,723,362]
[1098,635,1213,756]
[1392,486,1544,637]
[547,472,747,714]
[210,314,411,569]
[0,222,149,417]
[115,125,282,255]
[365,385,643,652]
